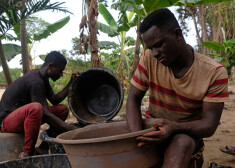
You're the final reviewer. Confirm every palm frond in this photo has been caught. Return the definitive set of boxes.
[0,0,72,37]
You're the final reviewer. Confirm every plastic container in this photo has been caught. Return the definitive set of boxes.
[68,68,123,125]
[56,119,161,168]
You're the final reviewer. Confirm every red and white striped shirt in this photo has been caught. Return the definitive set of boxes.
[131,49,229,122]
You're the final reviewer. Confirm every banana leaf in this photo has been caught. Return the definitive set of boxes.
[99,41,118,49]
[122,0,145,16]
[0,0,71,37]
[202,41,224,51]
[98,2,118,29]
[117,11,130,32]
[143,0,179,14]
[33,16,70,41]
[2,43,21,61]
[176,0,232,6]
[97,22,119,37]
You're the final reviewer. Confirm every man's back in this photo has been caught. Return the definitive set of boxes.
[0,69,47,122]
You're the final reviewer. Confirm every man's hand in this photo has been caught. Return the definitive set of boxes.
[137,118,175,147]
[65,123,78,131]
[70,72,79,82]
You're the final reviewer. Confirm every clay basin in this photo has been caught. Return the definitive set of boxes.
[56,119,161,168]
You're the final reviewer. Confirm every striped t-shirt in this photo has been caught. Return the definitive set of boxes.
[131,49,229,122]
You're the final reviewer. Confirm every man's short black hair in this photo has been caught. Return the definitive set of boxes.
[139,8,180,34]
[42,51,67,68]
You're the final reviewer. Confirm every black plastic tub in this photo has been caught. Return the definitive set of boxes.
[68,68,123,125]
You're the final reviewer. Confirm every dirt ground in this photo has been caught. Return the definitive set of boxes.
[1,86,235,167]
[203,85,235,167]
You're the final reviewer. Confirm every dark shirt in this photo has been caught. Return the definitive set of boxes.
[0,69,53,123]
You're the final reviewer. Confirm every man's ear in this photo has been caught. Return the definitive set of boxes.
[174,28,183,41]
[46,63,52,73]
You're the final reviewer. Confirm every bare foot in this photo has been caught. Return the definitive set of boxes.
[18,152,30,159]
[35,147,49,155]
[35,141,49,155]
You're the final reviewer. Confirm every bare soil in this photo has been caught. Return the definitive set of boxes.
[203,85,235,167]
[1,86,235,166]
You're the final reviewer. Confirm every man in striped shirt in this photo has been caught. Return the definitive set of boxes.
[126,8,229,167]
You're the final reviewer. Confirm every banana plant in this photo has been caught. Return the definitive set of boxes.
[98,2,136,83]
[11,16,70,69]
[0,0,71,37]
[0,43,21,63]
[119,0,234,77]
[122,0,233,15]
[202,28,235,68]
[0,41,21,85]
[0,0,71,84]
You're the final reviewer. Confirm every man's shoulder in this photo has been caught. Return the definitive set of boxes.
[195,51,224,70]
[25,69,40,76]
[24,69,44,82]
[140,49,157,67]
[142,49,153,59]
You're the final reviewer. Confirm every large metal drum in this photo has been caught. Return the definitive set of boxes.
[0,133,24,162]
[0,154,71,168]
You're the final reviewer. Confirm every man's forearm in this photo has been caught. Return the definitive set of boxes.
[171,102,224,138]
[51,80,72,105]
[43,106,75,132]
[170,119,219,139]
[126,85,146,132]
[126,99,143,132]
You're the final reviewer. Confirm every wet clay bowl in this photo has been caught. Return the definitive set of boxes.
[56,119,161,168]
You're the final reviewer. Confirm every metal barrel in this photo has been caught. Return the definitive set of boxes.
[0,154,71,168]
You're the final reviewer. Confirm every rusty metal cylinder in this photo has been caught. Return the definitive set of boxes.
[0,133,24,162]
[68,68,123,125]
[0,154,71,168]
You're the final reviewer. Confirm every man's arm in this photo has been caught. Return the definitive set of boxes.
[41,100,77,132]
[172,101,224,138]
[48,73,78,105]
[137,102,224,145]
[126,84,146,132]
[31,83,77,132]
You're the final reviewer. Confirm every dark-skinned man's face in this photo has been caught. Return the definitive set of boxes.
[49,65,65,81]
[142,26,181,67]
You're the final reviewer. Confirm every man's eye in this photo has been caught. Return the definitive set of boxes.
[154,42,163,48]
[154,43,162,48]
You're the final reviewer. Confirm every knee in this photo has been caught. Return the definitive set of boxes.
[59,104,69,116]
[171,134,195,154]
[28,102,43,118]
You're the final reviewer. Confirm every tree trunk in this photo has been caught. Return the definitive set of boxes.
[0,39,12,85]
[20,18,30,74]
[198,5,209,55]
[131,27,141,77]
[186,7,203,51]
[88,0,103,68]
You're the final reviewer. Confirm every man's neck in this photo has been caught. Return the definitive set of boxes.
[170,45,194,79]
[39,67,48,80]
